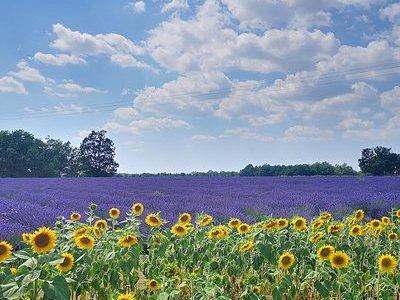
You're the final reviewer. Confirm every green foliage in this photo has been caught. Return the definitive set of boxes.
[359,146,400,176]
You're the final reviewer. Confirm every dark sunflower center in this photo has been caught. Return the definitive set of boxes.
[134,206,141,212]
[125,236,135,243]
[60,257,71,267]
[0,245,6,255]
[295,220,303,227]
[381,258,392,268]
[35,233,50,247]
[333,256,344,265]
[180,216,189,222]
[150,216,159,223]
[281,256,291,265]
[321,248,331,257]
[176,226,185,232]
[81,237,91,244]
[150,281,157,287]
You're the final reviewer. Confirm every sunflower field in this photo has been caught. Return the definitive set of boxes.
[0,203,399,300]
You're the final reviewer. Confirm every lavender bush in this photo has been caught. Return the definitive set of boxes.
[1,176,399,239]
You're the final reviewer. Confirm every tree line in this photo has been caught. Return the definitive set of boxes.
[0,130,118,177]
[1,129,399,177]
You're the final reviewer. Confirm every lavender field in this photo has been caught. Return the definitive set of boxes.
[1,176,400,239]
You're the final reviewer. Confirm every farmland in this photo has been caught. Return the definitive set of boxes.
[1,176,400,239]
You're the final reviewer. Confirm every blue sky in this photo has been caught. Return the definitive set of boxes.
[1,0,400,173]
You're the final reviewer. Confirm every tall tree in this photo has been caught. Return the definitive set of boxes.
[358,146,400,175]
[79,130,119,177]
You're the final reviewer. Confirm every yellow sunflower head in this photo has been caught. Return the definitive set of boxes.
[239,240,254,253]
[277,218,289,229]
[381,216,391,226]
[349,225,362,237]
[21,233,32,244]
[109,208,121,219]
[263,220,278,231]
[70,212,81,222]
[278,252,295,270]
[319,212,332,223]
[131,202,144,216]
[178,213,191,224]
[327,223,344,234]
[94,219,108,230]
[228,218,241,228]
[30,227,57,254]
[75,234,95,250]
[56,252,74,272]
[370,219,381,229]
[118,234,138,248]
[395,209,400,218]
[311,220,323,230]
[171,224,188,237]
[309,231,324,243]
[197,215,213,227]
[237,223,251,235]
[388,232,398,241]
[207,228,221,240]
[145,213,163,228]
[354,209,364,221]
[330,251,350,269]
[292,217,307,232]
[217,225,230,238]
[146,279,159,292]
[317,245,335,261]
[378,254,398,274]
[116,293,136,300]
[74,226,91,238]
[0,241,13,262]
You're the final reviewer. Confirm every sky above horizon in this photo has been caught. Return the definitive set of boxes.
[1,0,400,173]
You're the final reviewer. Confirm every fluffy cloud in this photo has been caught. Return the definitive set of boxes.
[283,125,334,141]
[104,117,190,135]
[8,60,50,83]
[380,85,400,112]
[44,80,105,97]
[222,0,383,30]
[337,117,373,129]
[133,71,232,115]
[379,3,400,23]
[129,1,146,13]
[161,0,189,13]
[114,107,139,119]
[147,0,339,74]
[0,76,27,94]
[33,52,86,66]
[49,24,153,70]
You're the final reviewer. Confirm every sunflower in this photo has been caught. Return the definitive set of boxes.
[228,218,241,228]
[319,212,332,223]
[30,227,57,254]
[330,251,350,269]
[109,208,121,219]
[75,235,95,250]
[311,220,323,230]
[0,241,13,262]
[207,228,221,240]
[118,234,138,248]
[277,218,289,229]
[178,213,191,224]
[378,254,398,274]
[93,227,102,238]
[197,215,213,227]
[309,231,324,243]
[171,224,188,237]
[145,214,163,228]
[388,232,398,241]
[369,219,382,230]
[278,252,295,270]
[349,225,362,237]
[239,240,254,253]
[56,252,74,272]
[74,226,91,239]
[263,220,278,231]
[381,216,391,226]
[317,245,335,261]
[395,209,400,218]
[94,219,108,230]
[117,293,135,300]
[70,212,81,222]
[292,217,307,231]
[327,223,344,234]
[354,209,364,221]
[236,223,251,234]
[217,225,230,238]
[146,279,159,292]
[131,203,144,216]
[253,286,261,294]
[21,233,32,244]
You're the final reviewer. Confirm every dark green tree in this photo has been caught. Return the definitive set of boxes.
[79,130,119,177]
[358,146,400,175]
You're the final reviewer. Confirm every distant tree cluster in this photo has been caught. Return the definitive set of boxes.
[358,146,400,176]
[239,162,358,176]
[0,130,118,177]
